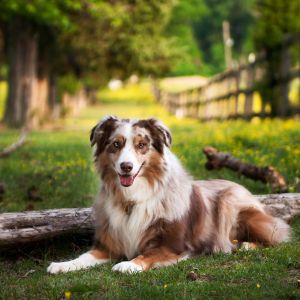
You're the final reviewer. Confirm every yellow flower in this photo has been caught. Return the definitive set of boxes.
[232,239,239,244]
[64,291,72,299]
[164,284,168,288]
[256,283,261,289]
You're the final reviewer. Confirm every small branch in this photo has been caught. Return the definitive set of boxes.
[0,128,29,158]
[203,146,288,193]
[0,193,299,247]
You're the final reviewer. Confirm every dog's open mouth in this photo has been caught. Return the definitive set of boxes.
[119,162,145,187]
[119,175,135,187]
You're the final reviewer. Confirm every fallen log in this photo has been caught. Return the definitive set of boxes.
[0,194,299,247]
[203,146,288,192]
[257,193,300,222]
[0,208,94,247]
[0,128,28,158]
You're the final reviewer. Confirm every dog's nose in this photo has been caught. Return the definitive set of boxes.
[120,162,133,173]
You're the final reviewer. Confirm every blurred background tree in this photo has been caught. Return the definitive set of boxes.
[165,0,207,76]
[166,0,255,76]
[0,0,82,127]
[0,0,176,128]
[0,0,299,127]
[253,0,300,116]
[192,0,255,75]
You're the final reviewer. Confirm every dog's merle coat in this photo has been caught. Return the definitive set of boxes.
[48,116,290,274]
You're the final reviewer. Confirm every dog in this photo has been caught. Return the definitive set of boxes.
[47,116,291,274]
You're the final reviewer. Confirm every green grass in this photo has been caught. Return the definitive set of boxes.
[0,82,299,299]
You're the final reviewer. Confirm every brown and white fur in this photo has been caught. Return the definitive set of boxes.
[47,116,291,274]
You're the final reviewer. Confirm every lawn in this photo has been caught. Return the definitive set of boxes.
[0,82,299,299]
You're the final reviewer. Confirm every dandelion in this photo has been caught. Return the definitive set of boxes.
[64,291,72,299]
[256,283,261,289]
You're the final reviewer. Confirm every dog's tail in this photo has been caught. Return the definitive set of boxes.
[238,208,291,246]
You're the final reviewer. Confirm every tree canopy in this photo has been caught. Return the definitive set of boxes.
[0,0,177,86]
[0,0,299,127]
[0,0,178,127]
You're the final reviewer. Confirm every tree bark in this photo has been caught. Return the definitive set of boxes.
[62,89,87,117]
[31,69,50,127]
[48,76,61,119]
[3,20,38,128]
[279,43,291,116]
[0,208,94,247]
[264,47,288,118]
[257,193,300,222]
[0,193,299,247]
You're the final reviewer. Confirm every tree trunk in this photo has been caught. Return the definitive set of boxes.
[3,20,38,128]
[86,88,98,105]
[62,89,87,117]
[265,48,290,118]
[279,43,291,116]
[30,74,49,127]
[48,76,61,119]
[0,193,299,247]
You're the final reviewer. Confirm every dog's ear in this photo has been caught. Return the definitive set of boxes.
[150,119,172,148]
[135,118,172,153]
[90,116,118,154]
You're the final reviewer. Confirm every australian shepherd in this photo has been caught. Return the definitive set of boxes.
[48,116,290,274]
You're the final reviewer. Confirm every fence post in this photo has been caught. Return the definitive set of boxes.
[245,64,254,118]
[235,68,240,117]
[153,32,299,121]
[279,41,291,116]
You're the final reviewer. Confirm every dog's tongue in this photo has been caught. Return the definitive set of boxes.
[119,175,134,187]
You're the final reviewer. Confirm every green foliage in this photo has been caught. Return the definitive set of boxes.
[0,0,82,29]
[165,0,207,76]
[0,83,299,299]
[193,0,255,75]
[254,0,300,50]
[90,0,177,79]
[0,0,178,91]
[253,0,300,116]
[164,0,256,76]
[58,74,82,96]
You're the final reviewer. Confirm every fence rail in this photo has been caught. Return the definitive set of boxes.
[153,33,300,121]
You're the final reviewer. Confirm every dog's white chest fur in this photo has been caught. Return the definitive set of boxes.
[105,194,155,259]
[104,164,192,259]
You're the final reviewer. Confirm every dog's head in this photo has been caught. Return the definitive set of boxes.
[90,116,172,187]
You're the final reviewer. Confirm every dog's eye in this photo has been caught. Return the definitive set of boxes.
[113,141,120,149]
[138,142,145,149]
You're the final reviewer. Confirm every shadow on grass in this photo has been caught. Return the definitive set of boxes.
[0,233,93,262]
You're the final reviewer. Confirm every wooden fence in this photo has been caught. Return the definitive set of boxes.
[153,33,300,121]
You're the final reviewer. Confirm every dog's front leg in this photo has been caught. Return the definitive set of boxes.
[47,248,112,274]
[112,247,185,274]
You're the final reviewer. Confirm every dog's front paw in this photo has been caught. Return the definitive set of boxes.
[47,261,78,274]
[112,261,143,273]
